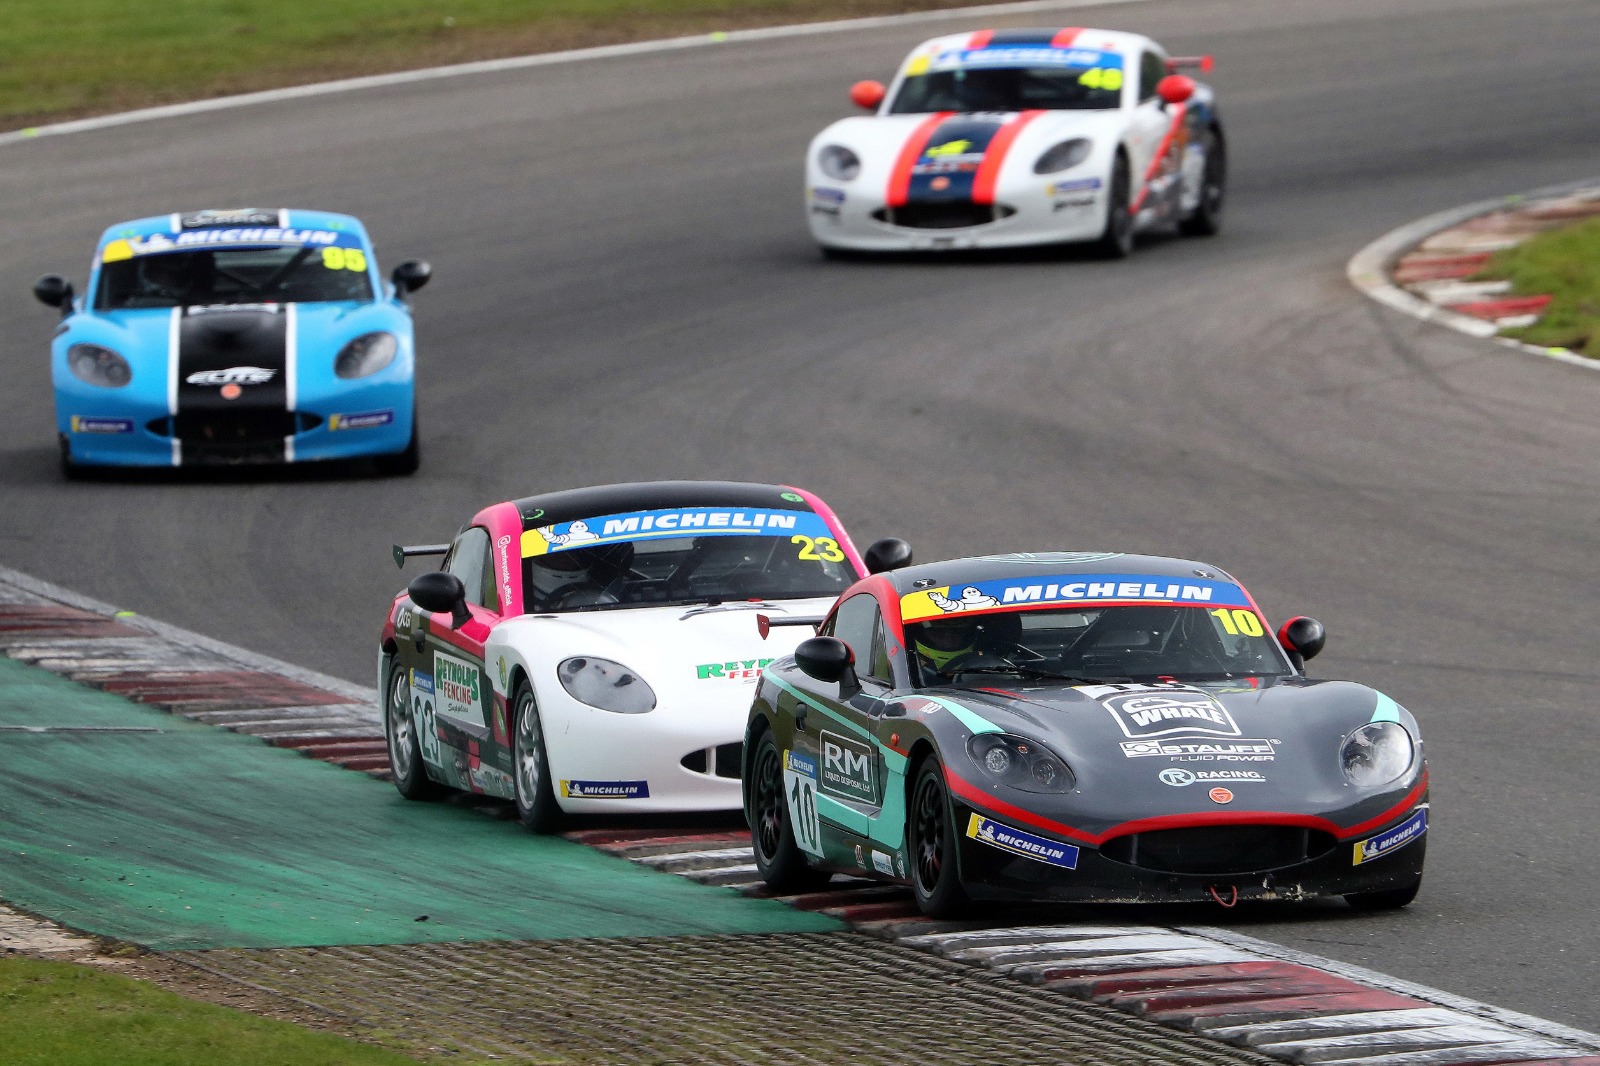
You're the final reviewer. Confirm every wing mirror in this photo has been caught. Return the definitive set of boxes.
[849,80,886,111]
[1156,74,1196,106]
[33,274,74,316]
[408,570,470,629]
[795,636,861,698]
[863,537,913,574]
[392,259,432,296]
[1277,615,1326,670]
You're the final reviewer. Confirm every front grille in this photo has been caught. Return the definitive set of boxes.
[153,411,321,443]
[872,203,1017,230]
[680,742,743,779]
[1099,825,1337,876]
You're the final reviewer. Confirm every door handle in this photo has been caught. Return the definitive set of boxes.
[413,618,427,654]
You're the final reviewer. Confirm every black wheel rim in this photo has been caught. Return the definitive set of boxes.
[753,744,784,863]
[913,773,946,892]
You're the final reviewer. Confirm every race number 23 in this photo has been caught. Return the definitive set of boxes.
[783,754,824,857]
[1210,608,1264,637]
[792,535,846,562]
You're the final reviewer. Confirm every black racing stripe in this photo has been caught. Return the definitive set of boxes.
[173,306,291,453]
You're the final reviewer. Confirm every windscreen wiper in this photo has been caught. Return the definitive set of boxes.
[679,601,781,620]
[943,664,1123,685]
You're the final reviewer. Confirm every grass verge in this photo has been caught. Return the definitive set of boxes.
[3,0,977,129]
[0,956,430,1066]
[1484,215,1600,358]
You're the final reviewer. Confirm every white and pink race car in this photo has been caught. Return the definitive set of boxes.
[805,27,1223,256]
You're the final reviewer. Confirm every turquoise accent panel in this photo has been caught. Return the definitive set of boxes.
[1371,693,1403,723]
[921,694,1002,734]
[816,793,870,834]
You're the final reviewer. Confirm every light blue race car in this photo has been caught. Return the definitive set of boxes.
[34,208,431,476]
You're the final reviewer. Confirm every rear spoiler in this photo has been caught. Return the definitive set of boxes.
[1166,55,1214,73]
[392,543,449,569]
[756,614,825,640]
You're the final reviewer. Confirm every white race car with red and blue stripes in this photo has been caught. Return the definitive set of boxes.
[805,28,1224,256]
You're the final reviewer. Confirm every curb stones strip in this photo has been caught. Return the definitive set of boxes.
[5,563,1600,1064]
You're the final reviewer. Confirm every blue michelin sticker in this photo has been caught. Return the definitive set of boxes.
[409,669,434,695]
[561,779,649,800]
[1352,806,1428,865]
[328,409,395,431]
[966,813,1079,869]
[528,507,832,555]
[70,416,134,434]
[785,750,818,778]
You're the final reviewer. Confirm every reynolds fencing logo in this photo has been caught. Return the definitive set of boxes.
[819,730,875,802]
[1353,807,1428,865]
[696,659,774,682]
[965,814,1079,869]
[560,780,649,799]
[1099,689,1241,739]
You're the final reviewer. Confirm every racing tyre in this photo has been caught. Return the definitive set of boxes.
[375,419,420,477]
[1179,128,1226,237]
[910,755,970,918]
[385,656,442,800]
[1092,153,1135,260]
[58,435,83,481]
[750,730,832,893]
[512,681,562,834]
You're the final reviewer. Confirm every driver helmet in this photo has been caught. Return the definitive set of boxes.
[913,617,978,671]
[140,251,215,303]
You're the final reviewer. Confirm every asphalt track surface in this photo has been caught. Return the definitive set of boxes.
[2,0,1599,1029]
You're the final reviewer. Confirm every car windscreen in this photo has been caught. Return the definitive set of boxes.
[889,48,1125,113]
[94,246,373,310]
[906,604,1293,686]
[521,507,856,612]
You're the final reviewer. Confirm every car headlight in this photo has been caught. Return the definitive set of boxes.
[967,733,1075,793]
[818,145,861,182]
[67,344,131,387]
[557,657,656,714]
[1033,138,1093,174]
[1340,722,1414,788]
[334,331,398,379]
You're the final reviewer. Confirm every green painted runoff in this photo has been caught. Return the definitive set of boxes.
[0,657,838,949]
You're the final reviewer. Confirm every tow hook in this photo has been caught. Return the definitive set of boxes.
[1208,884,1239,908]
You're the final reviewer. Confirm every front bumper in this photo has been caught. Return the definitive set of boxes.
[806,181,1108,252]
[951,800,1430,905]
[540,685,754,814]
[55,379,413,467]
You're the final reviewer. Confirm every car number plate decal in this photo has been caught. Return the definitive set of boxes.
[409,669,442,766]
[783,750,824,857]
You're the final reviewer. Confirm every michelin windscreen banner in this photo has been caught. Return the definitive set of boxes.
[521,507,833,556]
[900,573,1253,622]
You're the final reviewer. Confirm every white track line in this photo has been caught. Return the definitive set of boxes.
[1346,176,1600,373]
[0,0,1150,148]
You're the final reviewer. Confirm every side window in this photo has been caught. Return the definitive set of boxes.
[867,611,893,685]
[444,527,497,610]
[1140,51,1166,101]
[829,594,881,680]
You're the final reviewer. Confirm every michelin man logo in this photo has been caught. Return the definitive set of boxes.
[975,820,999,843]
[540,519,601,548]
[929,586,1000,613]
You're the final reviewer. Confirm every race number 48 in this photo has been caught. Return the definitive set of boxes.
[783,753,824,857]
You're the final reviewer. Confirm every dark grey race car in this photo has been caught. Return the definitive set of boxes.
[743,552,1427,917]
